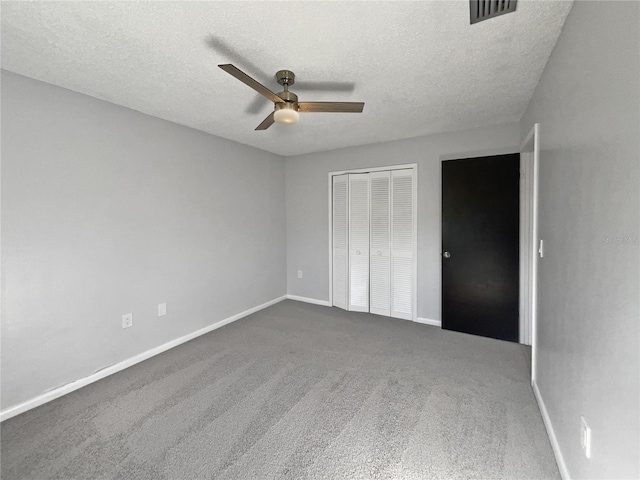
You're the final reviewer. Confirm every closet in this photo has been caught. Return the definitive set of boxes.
[331,167,416,321]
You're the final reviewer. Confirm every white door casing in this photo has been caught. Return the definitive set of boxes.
[519,123,540,382]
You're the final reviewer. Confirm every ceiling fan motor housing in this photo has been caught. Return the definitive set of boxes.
[275,90,299,110]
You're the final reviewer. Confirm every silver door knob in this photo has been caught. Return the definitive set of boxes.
[356,250,361,255]
[377,250,382,255]
[442,251,451,259]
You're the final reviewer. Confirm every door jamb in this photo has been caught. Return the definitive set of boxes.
[328,163,418,321]
[519,123,540,382]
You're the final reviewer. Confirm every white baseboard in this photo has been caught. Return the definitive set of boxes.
[416,317,442,327]
[532,379,570,480]
[0,295,287,422]
[286,295,331,307]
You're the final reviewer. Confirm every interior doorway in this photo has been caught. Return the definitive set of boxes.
[441,153,520,342]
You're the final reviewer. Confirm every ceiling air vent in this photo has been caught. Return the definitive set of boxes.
[470,0,517,24]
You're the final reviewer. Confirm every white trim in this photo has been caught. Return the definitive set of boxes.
[328,172,334,308]
[0,295,287,422]
[412,166,418,322]
[330,163,418,177]
[519,123,540,382]
[531,123,540,383]
[519,123,537,152]
[532,379,570,480]
[286,295,331,307]
[416,317,442,327]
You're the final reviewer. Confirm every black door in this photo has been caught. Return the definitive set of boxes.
[442,154,520,342]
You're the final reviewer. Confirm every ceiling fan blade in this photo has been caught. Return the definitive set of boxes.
[255,112,275,130]
[298,102,365,113]
[218,64,284,104]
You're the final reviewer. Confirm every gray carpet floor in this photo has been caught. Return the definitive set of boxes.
[1,300,559,479]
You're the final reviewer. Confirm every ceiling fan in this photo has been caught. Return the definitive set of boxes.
[218,64,365,130]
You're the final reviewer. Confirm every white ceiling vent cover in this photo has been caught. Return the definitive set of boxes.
[470,0,517,24]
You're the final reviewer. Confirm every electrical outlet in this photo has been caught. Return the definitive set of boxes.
[158,303,167,317]
[297,270,303,279]
[122,313,133,329]
[580,416,592,459]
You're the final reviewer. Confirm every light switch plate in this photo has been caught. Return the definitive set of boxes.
[580,416,592,459]
[158,303,167,317]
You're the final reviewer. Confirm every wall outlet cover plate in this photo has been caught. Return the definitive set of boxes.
[122,313,133,329]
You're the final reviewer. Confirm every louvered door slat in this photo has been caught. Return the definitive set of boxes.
[332,175,348,310]
[348,173,369,312]
[369,171,391,316]
[391,169,415,320]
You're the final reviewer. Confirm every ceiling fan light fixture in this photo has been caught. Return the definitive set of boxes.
[274,104,299,125]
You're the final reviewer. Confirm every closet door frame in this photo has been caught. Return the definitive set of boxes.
[328,163,417,321]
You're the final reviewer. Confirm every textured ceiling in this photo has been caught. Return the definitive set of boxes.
[1,1,573,156]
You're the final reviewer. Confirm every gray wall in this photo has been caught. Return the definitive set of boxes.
[520,2,639,478]
[1,71,286,410]
[285,123,520,320]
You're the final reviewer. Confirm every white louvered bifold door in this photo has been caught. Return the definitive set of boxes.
[348,173,370,312]
[369,171,391,316]
[332,174,349,310]
[391,169,416,320]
